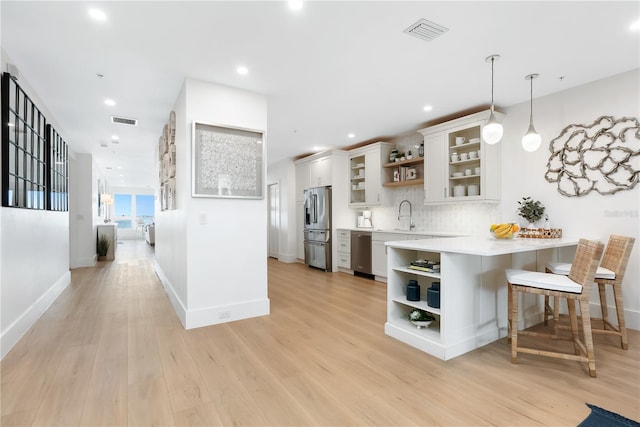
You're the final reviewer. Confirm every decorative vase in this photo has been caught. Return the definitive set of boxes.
[389,149,398,163]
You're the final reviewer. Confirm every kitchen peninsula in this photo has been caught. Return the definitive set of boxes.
[385,236,579,360]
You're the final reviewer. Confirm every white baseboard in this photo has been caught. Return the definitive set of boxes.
[1,271,71,359]
[185,298,270,330]
[152,260,270,330]
[153,260,187,328]
[277,253,297,263]
[590,302,639,331]
[70,255,97,269]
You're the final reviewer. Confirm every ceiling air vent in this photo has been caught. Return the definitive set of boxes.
[111,116,138,126]
[404,18,448,42]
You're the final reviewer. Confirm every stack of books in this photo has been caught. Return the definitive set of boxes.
[408,259,440,273]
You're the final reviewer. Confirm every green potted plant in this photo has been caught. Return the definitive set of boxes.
[97,234,111,260]
[517,196,545,228]
[408,309,435,329]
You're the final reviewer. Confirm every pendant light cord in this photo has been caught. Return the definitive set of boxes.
[490,57,495,106]
[529,76,534,126]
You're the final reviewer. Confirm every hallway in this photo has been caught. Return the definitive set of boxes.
[1,241,639,426]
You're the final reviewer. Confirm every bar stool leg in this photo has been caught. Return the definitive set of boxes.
[510,285,518,363]
[568,299,580,356]
[597,283,609,330]
[553,296,560,337]
[613,284,629,350]
[544,295,550,326]
[508,284,512,343]
[580,299,597,377]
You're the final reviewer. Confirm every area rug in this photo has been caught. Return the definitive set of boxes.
[578,404,640,427]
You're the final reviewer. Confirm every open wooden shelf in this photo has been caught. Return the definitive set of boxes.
[382,179,424,188]
[383,158,424,168]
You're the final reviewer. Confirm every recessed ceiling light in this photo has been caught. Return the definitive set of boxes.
[111,135,119,140]
[423,105,433,112]
[88,8,107,22]
[289,0,303,11]
[104,99,116,106]
[630,20,640,31]
[236,66,249,75]
[116,166,122,169]
[348,133,355,139]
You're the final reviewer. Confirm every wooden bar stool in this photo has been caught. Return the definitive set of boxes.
[545,235,635,349]
[507,239,604,377]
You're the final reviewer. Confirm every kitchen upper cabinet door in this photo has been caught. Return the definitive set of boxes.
[310,156,332,187]
[364,149,382,204]
[295,162,310,201]
[423,132,446,203]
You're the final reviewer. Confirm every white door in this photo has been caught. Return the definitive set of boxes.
[268,183,280,259]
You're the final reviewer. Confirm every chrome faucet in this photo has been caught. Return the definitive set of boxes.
[398,200,414,230]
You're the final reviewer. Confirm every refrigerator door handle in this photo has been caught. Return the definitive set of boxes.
[312,193,318,224]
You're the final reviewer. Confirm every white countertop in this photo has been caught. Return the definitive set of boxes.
[337,227,463,237]
[385,235,580,256]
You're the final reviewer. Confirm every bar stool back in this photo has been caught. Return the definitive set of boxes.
[546,235,635,349]
[507,239,604,377]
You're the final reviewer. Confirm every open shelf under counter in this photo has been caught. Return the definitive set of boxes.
[392,265,440,280]
[392,297,441,316]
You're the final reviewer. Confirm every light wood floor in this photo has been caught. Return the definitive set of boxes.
[1,240,639,426]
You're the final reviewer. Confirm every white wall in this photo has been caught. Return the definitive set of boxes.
[266,158,297,263]
[155,78,269,329]
[500,69,639,327]
[155,80,189,324]
[69,152,99,268]
[0,49,71,358]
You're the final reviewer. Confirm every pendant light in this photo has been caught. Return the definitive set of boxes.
[482,54,503,145]
[522,73,542,152]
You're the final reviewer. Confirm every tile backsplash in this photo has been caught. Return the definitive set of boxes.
[364,185,502,235]
[356,132,502,235]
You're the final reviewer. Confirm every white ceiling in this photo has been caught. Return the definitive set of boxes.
[2,1,639,188]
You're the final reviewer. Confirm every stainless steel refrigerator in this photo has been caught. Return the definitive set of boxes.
[303,186,332,272]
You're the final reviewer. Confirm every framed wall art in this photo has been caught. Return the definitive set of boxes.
[191,121,264,199]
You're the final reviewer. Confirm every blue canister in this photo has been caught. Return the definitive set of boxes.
[406,279,420,301]
[427,282,440,308]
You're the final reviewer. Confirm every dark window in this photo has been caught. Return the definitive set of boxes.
[2,73,68,211]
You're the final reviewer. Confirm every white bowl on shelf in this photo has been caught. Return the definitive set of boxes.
[452,172,463,178]
[411,320,433,329]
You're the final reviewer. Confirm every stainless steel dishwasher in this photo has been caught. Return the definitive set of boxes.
[351,231,372,277]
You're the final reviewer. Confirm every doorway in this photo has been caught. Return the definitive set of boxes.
[268,183,280,259]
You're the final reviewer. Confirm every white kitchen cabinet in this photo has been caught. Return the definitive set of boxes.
[295,162,310,202]
[419,110,501,204]
[310,155,332,187]
[336,229,352,270]
[371,232,409,281]
[348,142,392,206]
